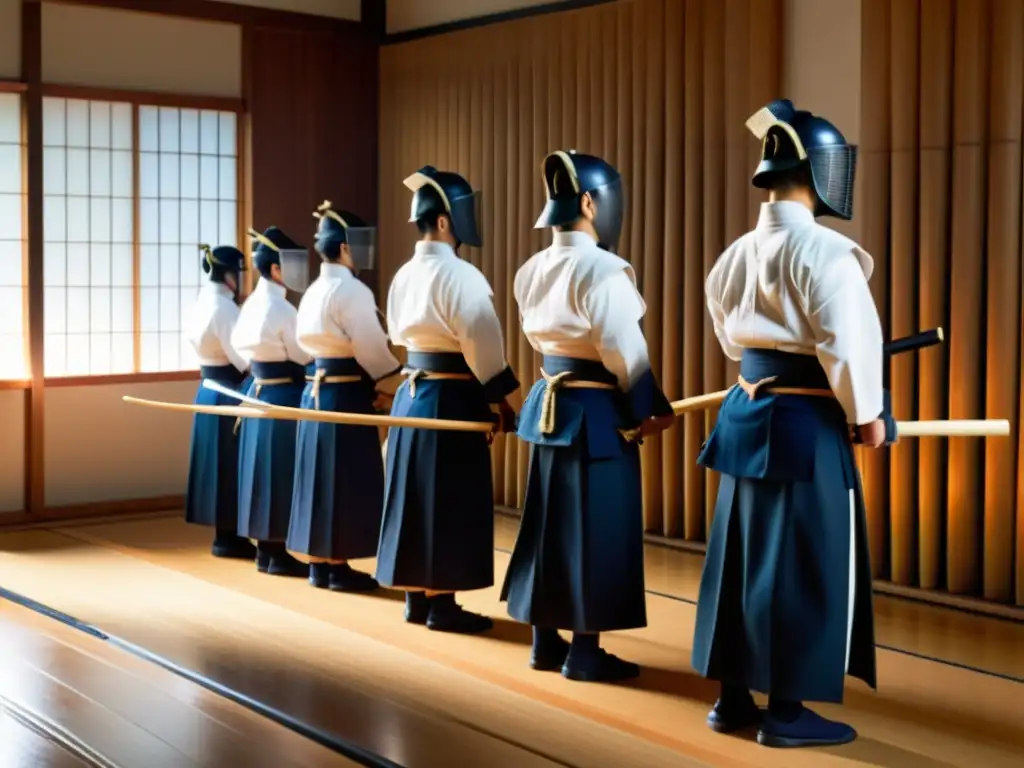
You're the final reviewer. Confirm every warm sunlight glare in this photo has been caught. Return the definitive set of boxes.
[0,334,28,380]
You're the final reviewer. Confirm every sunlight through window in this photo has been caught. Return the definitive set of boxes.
[0,92,27,381]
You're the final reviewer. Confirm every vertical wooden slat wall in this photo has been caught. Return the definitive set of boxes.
[246,24,379,285]
[380,0,1024,608]
[378,0,781,538]
[861,0,1024,606]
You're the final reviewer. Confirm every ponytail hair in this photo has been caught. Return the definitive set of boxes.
[199,244,214,275]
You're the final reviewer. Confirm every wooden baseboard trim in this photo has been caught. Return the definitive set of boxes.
[45,372,199,388]
[0,496,184,530]
[873,581,1024,623]
[495,506,1024,622]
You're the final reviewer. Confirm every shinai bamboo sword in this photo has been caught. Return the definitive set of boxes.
[202,380,1010,440]
[651,327,1009,437]
[122,388,1010,440]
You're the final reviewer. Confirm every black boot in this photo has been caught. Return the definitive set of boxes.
[309,562,331,588]
[255,542,307,577]
[707,683,761,733]
[211,530,256,560]
[562,633,639,683]
[757,698,856,748]
[425,593,493,634]
[327,564,379,593]
[530,627,570,671]
[405,591,430,624]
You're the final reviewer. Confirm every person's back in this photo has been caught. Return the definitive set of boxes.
[501,150,673,684]
[692,99,892,750]
[707,202,881,425]
[387,243,500,366]
[185,278,245,372]
[288,204,398,594]
[183,244,253,561]
[515,233,636,363]
[232,226,312,580]
[376,165,519,636]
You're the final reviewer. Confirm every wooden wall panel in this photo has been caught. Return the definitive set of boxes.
[861,0,1024,606]
[246,24,379,291]
[378,0,782,542]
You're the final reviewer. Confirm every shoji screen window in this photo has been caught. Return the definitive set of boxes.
[43,97,134,377]
[139,106,238,373]
[0,92,26,380]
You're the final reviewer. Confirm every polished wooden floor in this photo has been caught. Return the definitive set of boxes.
[0,513,1021,767]
[0,599,361,767]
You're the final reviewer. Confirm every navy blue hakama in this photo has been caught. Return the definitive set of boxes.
[185,365,247,530]
[376,352,520,592]
[692,349,877,704]
[501,356,672,633]
[237,360,307,542]
[286,357,384,560]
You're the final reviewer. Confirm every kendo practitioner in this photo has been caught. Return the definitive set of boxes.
[183,244,254,560]
[376,166,519,634]
[231,226,314,578]
[693,99,889,748]
[501,151,674,682]
[287,202,402,592]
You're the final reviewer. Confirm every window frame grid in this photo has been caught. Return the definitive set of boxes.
[137,105,241,374]
[33,84,246,382]
[42,97,137,378]
[0,88,28,382]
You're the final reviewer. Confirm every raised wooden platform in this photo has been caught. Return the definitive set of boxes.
[0,514,1021,767]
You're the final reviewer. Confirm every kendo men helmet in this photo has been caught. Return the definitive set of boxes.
[403,166,483,248]
[746,99,858,220]
[313,201,377,272]
[248,225,310,292]
[535,150,624,251]
[199,244,245,295]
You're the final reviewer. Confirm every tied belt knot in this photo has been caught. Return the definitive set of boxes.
[538,368,616,434]
[306,368,362,410]
[402,368,474,398]
[232,375,297,435]
[736,375,834,401]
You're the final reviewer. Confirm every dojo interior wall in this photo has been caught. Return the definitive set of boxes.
[856,0,1024,606]
[0,0,376,514]
[38,4,241,509]
[386,0,569,33]
[0,0,27,513]
[378,0,785,533]
[379,0,1024,611]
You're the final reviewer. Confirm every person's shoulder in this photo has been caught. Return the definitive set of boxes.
[578,246,635,290]
[514,246,551,290]
[214,294,240,317]
[722,230,757,257]
[447,256,493,295]
[270,292,298,318]
[390,259,412,281]
[517,246,549,275]
[341,274,376,305]
[798,222,874,279]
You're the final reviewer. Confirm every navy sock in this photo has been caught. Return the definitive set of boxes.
[258,541,284,555]
[570,632,600,654]
[768,696,802,722]
[532,627,562,649]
